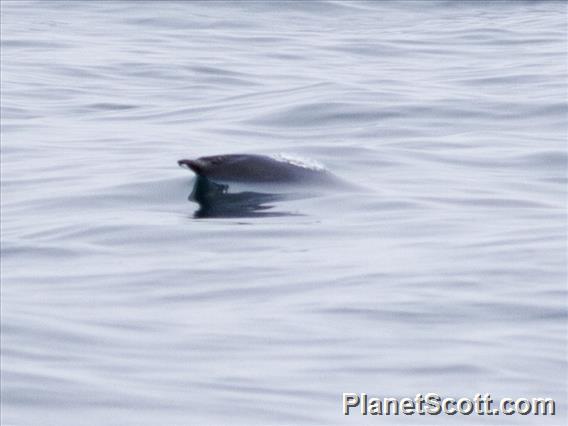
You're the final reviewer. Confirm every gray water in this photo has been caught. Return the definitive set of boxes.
[1,1,567,425]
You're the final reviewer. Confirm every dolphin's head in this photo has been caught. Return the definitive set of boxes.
[178,155,232,176]
[178,158,205,175]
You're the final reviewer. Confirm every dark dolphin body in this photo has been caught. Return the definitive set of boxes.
[178,154,337,185]
[178,154,340,218]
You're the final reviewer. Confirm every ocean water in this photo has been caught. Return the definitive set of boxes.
[1,1,566,425]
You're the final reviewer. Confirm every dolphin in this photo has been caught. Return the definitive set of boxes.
[177,154,345,218]
[177,154,340,186]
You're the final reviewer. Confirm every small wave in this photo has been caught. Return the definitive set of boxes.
[269,153,326,171]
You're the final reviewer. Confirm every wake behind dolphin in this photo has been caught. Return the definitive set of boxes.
[178,153,344,218]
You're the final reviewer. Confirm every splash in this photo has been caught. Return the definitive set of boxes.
[269,153,326,172]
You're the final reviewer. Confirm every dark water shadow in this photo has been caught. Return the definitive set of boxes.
[188,177,302,219]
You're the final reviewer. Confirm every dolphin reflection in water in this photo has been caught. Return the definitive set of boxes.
[178,154,343,219]
[189,176,301,218]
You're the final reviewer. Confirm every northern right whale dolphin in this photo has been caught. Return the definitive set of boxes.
[177,153,348,218]
[178,153,341,186]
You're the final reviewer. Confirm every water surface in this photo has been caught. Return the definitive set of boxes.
[1,1,567,424]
